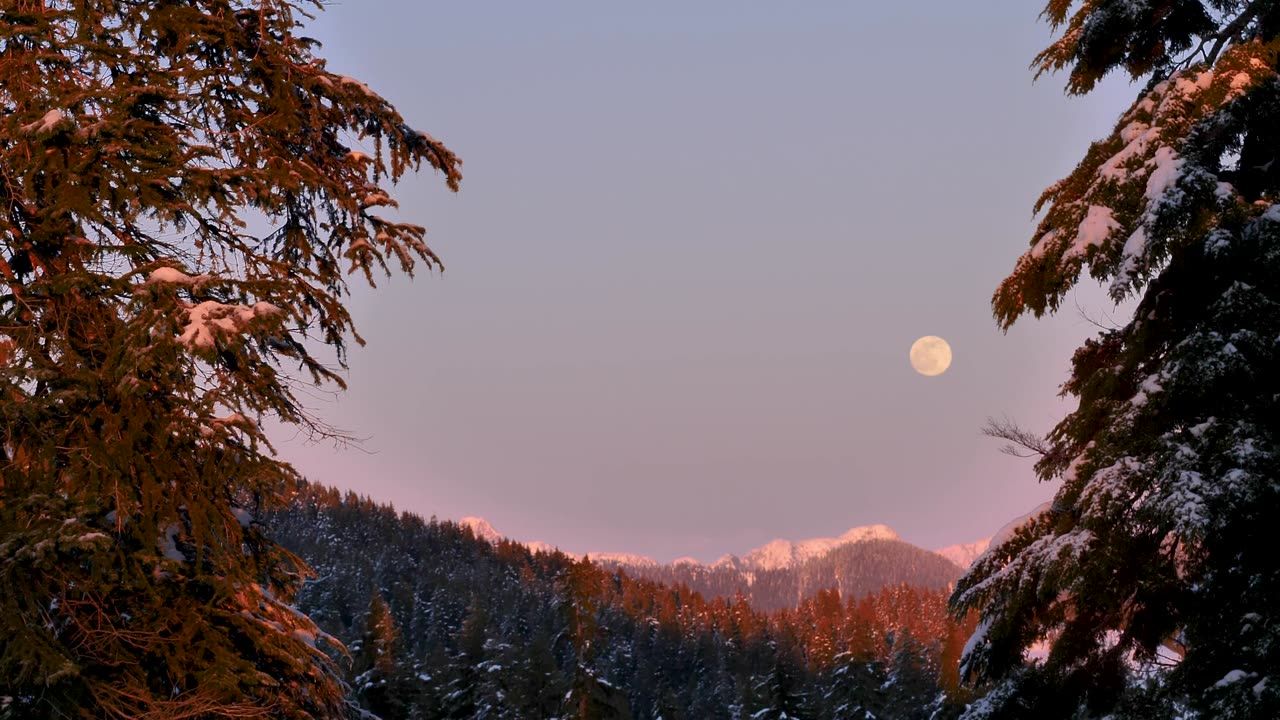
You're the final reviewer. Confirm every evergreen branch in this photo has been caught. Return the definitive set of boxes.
[1206,0,1271,65]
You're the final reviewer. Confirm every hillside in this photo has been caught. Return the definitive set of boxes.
[268,483,977,719]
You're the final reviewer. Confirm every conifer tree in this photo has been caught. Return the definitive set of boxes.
[353,593,414,719]
[953,2,1280,718]
[0,2,459,717]
[443,601,490,719]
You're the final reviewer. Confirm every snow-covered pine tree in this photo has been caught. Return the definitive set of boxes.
[0,2,459,717]
[953,2,1280,718]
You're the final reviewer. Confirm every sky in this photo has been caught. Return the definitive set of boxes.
[273,1,1140,563]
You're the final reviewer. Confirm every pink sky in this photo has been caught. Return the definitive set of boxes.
[272,1,1139,562]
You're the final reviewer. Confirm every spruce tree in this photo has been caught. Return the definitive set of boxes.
[953,2,1280,718]
[352,593,414,719]
[0,2,459,717]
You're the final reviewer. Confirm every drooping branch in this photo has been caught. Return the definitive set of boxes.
[982,416,1052,459]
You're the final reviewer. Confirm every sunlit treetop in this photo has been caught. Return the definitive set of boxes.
[995,0,1280,329]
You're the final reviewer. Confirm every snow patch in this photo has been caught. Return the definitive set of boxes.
[1067,206,1120,259]
[987,502,1052,552]
[20,109,67,135]
[1113,226,1148,289]
[1029,229,1058,259]
[1215,669,1249,688]
[1130,373,1164,409]
[1145,147,1184,204]
[961,616,992,668]
[337,75,381,100]
[178,300,281,350]
[1100,121,1158,181]
[147,267,209,287]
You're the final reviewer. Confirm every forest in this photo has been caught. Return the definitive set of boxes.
[272,483,978,719]
[1,1,1277,718]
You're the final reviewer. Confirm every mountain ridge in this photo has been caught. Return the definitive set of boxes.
[454,516,967,611]
[457,515,988,572]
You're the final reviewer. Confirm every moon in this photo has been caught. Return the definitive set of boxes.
[910,336,952,377]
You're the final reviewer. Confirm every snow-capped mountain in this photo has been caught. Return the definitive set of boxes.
[626,530,960,611]
[586,552,660,568]
[525,540,557,555]
[459,517,904,573]
[457,519,662,567]
[451,516,959,610]
[457,516,972,574]
[718,524,901,572]
[458,516,503,544]
[934,538,991,569]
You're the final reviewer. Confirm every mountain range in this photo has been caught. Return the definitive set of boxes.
[457,516,991,612]
[462,516,989,572]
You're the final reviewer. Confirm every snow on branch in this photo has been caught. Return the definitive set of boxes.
[179,301,283,350]
[994,39,1280,328]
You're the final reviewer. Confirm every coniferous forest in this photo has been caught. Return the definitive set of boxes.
[271,483,978,720]
[2,1,1279,718]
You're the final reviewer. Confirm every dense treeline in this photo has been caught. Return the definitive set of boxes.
[269,483,978,719]
[613,540,962,612]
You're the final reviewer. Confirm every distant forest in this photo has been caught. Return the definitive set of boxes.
[271,483,980,719]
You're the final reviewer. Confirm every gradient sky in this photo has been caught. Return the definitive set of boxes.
[273,1,1139,562]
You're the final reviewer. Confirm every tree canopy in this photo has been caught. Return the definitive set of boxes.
[955,2,1280,718]
[0,1,459,716]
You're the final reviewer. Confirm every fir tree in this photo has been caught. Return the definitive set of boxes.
[0,2,459,717]
[953,2,1280,718]
[561,560,634,719]
[442,601,491,719]
[746,635,810,720]
[352,592,415,720]
[820,651,886,720]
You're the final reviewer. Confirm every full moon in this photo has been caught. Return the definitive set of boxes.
[910,335,952,377]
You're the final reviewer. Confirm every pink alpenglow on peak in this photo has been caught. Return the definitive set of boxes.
[934,538,992,569]
[731,524,901,572]
[459,516,503,544]
[587,552,660,568]
[447,517,919,573]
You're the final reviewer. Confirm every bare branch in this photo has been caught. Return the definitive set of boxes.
[1073,296,1122,331]
[983,416,1053,458]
